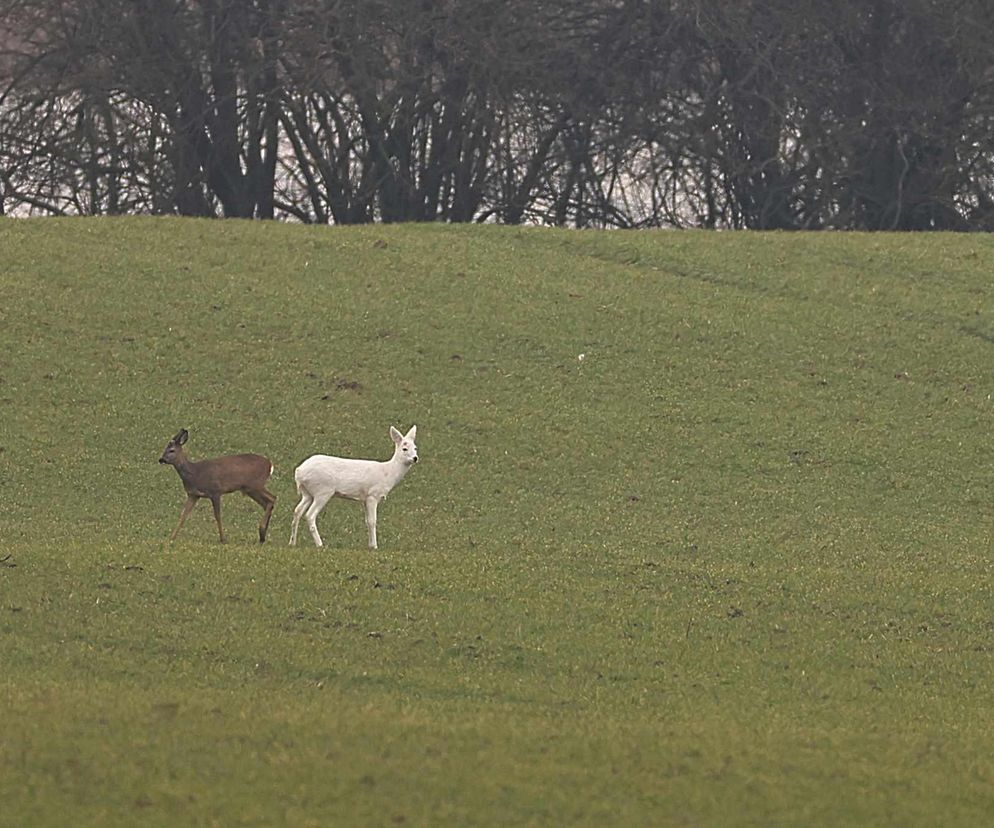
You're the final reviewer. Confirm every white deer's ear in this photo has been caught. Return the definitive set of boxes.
[390,426,403,444]
[405,425,417,440]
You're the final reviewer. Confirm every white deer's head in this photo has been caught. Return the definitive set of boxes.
[390,425,418,466]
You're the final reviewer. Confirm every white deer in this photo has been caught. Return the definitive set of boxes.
[289,425,418,549]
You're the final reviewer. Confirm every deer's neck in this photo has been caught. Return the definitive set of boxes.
[384,453,411,487]
[173,456,200,490]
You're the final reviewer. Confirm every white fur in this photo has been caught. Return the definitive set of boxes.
[289,425,418,550]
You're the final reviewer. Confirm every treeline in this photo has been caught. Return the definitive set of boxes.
[1,0,993,229]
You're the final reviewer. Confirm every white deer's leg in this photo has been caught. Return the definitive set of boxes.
[289,491,313,545]
[305,492,333,547]
[364,497,379,550]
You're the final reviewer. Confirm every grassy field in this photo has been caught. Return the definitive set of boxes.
[3,217,994,826]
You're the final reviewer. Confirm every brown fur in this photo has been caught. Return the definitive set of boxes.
[159,429,276,543]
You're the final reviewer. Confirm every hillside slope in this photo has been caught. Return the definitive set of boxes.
[3,219,994,825]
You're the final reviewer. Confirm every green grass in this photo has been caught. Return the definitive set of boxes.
[3,217,994,825]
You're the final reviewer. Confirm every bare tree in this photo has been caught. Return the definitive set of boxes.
[2,0,993,229]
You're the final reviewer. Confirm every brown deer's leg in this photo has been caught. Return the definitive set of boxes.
[210,495,226,543]
[260,489,276,543]
[171,496,198,541]
[246,489,277,543]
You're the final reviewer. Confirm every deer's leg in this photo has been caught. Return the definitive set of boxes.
[290,489,314,546]
[363,497,379,550]
[245,488,277,544]
[209,494,226,543]
[170,496,198,541]
[304,491,333,547]
[260,489,276,544]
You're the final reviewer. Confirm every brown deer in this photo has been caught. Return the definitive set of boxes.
[158,429,276,543]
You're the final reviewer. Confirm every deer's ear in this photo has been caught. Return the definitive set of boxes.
[405,425,417,440]
[175,429,189,445]
[390,426,403,444]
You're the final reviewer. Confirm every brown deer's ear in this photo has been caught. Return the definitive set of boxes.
[175,429,189,445]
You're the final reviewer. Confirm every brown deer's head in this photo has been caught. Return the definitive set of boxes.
[159,429,189,465]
